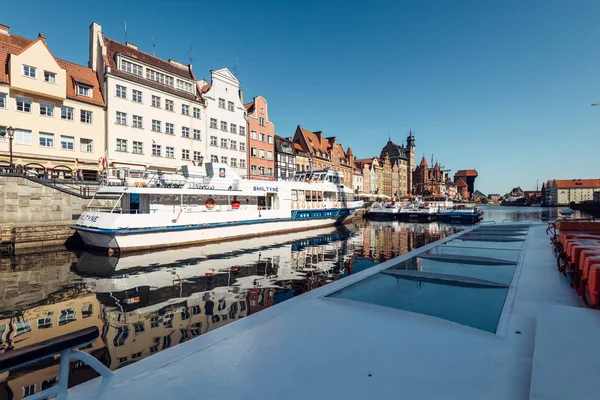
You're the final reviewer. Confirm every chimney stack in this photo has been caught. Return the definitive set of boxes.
[125,42,138,50]
[38,33,46,41]
[0,24,9,35]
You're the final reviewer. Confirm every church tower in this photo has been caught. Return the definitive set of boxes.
[407,130,416,192]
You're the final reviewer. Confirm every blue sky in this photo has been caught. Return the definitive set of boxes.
[4,0,600,194]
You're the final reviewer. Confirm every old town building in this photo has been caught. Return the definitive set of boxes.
[412,157,454,196]
[274,135,296,179]
[197,68,247,177]
[355,157,383,194]
[89,22,206,173]
[453,169,478,198]
[379,131,415,195]
[0,25,106,178]
[291,126,353,186]
[547,179,600,205]
[245,96,274,179]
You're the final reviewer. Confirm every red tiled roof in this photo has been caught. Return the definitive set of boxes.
[103,36,202,103]
[297,126,329,156]
[293,143,304,152]
[553,179,600,189]
[455,177,468,187]
[455,169,478,177]
[0,33,104,107]
[244,101,254,112]
[200,83,211,93]
[420,156,428,167]
[355,157,376,164]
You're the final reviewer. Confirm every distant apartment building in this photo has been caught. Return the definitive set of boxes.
[547,179,600,205]
[198,68,247,176]
[0,25,105,178]
[89,22,204,173]
[245,96,274,179]
[274,135,296,179]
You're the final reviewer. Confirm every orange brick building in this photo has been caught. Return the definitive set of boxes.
[245,96,275,179]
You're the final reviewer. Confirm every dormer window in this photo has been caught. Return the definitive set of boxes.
[120,59,143,76]
[23,65,36,78]
[176,79,193,93]
[44,71,56,84]
[77,85,91,97]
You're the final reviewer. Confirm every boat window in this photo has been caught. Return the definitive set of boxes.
[324,191,336,201]
[316,191,323,201]
[298,190,306,201]
[312,191,319,202]
[306,191,312,202]
[292,190,298,201]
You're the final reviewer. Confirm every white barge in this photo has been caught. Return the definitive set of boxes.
[73,164,363,253]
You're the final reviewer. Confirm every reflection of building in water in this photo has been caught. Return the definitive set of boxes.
[0,292,106,400]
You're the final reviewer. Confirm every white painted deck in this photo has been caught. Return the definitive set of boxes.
[68,223,595,400]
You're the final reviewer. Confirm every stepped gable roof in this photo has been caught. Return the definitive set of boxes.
[455,169,478,177]
[553,179,600,189]
[455,177,468,187]
[103,36,201,102]
[0,33,104,107]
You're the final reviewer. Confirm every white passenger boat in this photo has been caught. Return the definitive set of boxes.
[366,202,401,219]
[73,164,363,253]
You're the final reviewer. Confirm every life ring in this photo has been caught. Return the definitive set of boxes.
[206,198,216,209]
[269,176,275,181]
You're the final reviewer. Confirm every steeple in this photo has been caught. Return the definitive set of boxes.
[420,156,428,167]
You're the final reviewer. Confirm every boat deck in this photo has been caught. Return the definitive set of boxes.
[68,223,598,400]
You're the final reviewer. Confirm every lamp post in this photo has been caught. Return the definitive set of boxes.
[7,126,14,173]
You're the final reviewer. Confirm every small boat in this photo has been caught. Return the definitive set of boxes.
[366,202,401,219]
[398,204,437,221]
[438,205,482,223]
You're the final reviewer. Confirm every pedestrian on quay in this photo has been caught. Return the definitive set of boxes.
[78,169,84,181]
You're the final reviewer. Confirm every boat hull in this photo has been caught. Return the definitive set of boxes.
[76,212,357,253]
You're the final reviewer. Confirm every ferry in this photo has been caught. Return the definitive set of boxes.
[73,164,363,253]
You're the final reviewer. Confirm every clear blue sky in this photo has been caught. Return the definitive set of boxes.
[4,0,600,194]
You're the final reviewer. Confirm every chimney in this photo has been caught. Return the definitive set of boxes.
[0,24,9,36]
[239,89,244,103]
[315,131,322,142]
[168,59,187,68]
[125,42,138,50]
[38,33,46,42]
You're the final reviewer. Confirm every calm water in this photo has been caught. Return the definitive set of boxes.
[0,206,587,397]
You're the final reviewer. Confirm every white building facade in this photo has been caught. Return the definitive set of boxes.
[548,179,600,205]
[89,22,206,172]
[198,68,247,177]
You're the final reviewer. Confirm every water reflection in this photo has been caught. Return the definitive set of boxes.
[0,216,519,398]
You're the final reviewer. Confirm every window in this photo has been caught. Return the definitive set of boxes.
[230,124,237,134]
[220,138,228,148]
[150,345,159,353]
[79,138,93,153]
[82,303,93,318]
[16,97,31,112]
[181,104,190,115]
[193,129,201,140]
[251,165,258,175]
[23,64,36,78]
[39,102,54,117]
[227,101,234,111]
[210,118,217,129]
[38,312,53,329]
[165,123,174,135]
[251,147,258,157]
[59,308,76,325]
[152,95,161,108]
[132,115,143,128]
[39,132,54,147]
[259,117,265,126]
[152,144,161,156]
[193,107,201,118]
[193,151,202,161]
[182,149,190,160]
[116,111,127,125]
[268,167,273,175]
[250,130,257,140]
[210,136,217,146]
[114,326,129,347]
[218,98,225,108]
[13,129,32,145]
[116,138,127,152]
[267,150,273,160]
[121,59,143,76]
[132,351,143,359]
[133,141,143,154]
[260,133,265,142]
[221,156,228,165]
[177,79,193,93]
[268,135,273,144]
[61,106,73,120]
[0,93,6,108]
[239,126,245,136]
[44,71,56,83]
[181,127,190,138]
[78,85,91,97]
[211,155,218,163]
[240,159,246,168]
[240,142,246,152]
[23,384,36,397]
[230,158,237,167]
[230,140,237,151]
[132,89,143,103]
[80,110,93,124]
[165,99,174,111]
[166,146,174,158]
[152,120,161,132]
[116,85,127,98]
[259,149,265,159]
[260,107,264,114]
[220,121,227,132]
[146,68,174,86]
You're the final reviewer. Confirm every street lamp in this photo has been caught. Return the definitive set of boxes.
[6,126,14,172]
